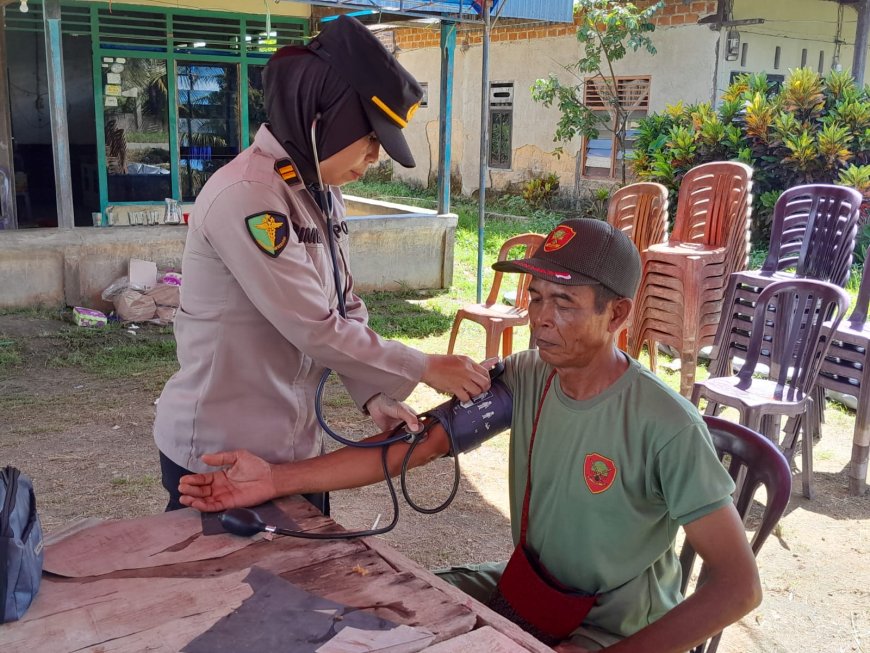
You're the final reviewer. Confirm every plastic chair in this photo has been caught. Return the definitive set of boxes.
[691,279,850,498]
[817,262,870,495]
[679,415,792,653]
[607,182,669,351]
[628,161,754,396]
[446,233,545,359]
[709,184,862,378]
[606,182,669,253]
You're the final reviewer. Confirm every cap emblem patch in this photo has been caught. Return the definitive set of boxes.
[245,211,290,258]
[583,453,617,494]
[544,225,577,252]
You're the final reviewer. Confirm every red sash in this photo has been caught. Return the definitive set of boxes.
[487,370,597,645]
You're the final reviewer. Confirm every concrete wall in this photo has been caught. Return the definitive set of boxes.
[0,196,456,310]
[720,0,870,95]
[393,16,719,194]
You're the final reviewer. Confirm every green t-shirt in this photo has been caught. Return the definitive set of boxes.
[502,350,735,638]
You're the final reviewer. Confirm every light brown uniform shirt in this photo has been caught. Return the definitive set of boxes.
[154,126,426,472]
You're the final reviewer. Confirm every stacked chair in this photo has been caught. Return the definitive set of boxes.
[691,279,850,498]
[606,182,670,252]
[708,184,862,378]
[447,233,545,359]
[704,184,863,495]
[816,262,870,495]
[606,182,669,350]
[628,161,754,396]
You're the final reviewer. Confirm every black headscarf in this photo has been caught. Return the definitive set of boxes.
[263,46,373,186]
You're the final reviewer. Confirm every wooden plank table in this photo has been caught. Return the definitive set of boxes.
[0,496,552,653]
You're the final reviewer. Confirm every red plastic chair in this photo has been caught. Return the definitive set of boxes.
[680,416,792,653]
[446,233,545,359]
[606,182,669,350]
[606,182,669,252]
[691,279,850,498]
[629,161,754,396]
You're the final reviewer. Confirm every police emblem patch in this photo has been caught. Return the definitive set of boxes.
[583,453,617,494]
[245,211,290,258]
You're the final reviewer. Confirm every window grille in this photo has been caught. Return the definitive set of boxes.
[489,81,513,169]
[581,76,650,179]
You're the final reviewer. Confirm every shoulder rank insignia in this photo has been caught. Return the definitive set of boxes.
[245,211,290,258]
[275,158,301,186]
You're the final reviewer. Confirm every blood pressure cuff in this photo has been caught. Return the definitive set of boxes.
[422,378,513,456]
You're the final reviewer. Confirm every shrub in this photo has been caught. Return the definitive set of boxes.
[522,173,561,209]
[631,68,870,245]
[575,186,613,221]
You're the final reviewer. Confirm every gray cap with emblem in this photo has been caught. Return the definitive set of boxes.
[493,219,642,298]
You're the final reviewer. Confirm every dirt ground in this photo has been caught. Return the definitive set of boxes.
[1,313,868,653]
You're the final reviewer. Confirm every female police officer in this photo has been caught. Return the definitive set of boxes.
[153,16,490,511]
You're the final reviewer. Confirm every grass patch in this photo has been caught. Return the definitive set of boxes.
[46,325,178,378]
[109,474,162,497]
[0,306,66,319]
[0,339,21,368]
[344,179,437,207]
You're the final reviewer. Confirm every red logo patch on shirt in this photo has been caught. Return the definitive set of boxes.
[543,225,576,252]
[584,453,617,494]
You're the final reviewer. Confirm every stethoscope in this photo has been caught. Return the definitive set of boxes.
[308,114,417,451]
[220,117,461,541]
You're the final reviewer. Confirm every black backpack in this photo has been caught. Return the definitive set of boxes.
[0,466,44,622]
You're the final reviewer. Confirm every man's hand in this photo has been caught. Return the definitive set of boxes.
[178,450,278,512]
[422,354,491,402]
[365,393,420,433]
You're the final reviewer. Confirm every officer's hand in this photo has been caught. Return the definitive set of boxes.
[178,450,277,512]
[422,354,491,402]
[365,393,420,433]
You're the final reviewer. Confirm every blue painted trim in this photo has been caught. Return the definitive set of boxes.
[437,21,455,215]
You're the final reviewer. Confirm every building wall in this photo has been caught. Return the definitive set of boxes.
[393,0,719,193]
[720,0,870,93]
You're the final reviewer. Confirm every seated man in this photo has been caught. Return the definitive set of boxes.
[178,219,761,653]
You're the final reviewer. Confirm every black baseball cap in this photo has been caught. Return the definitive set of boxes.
[308,15,423,168]
[493,219,642,298]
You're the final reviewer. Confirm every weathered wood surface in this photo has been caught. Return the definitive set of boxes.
[44,508,263,577]
[1,571,253,652]
[423,626,531,652]
[0,496,548,653]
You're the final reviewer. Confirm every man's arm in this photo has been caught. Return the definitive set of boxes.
[561,503,761,653]
[179,421,452,512]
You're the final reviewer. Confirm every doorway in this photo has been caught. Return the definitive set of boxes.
[6,22,97,227]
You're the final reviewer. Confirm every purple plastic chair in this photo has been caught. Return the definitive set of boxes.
[679,415,792,653]
[709,184,861,378]
[817,262,870,495]
[691,279,850,498]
